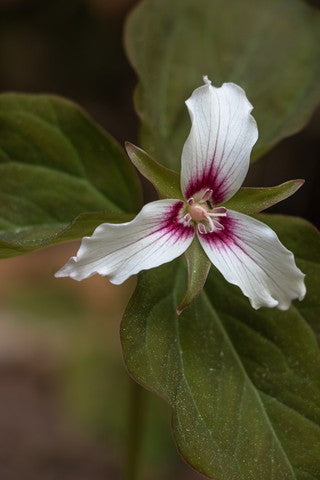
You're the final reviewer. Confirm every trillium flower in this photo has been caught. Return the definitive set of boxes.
[56,77,306,310]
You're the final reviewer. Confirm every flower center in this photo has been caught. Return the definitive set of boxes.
[188,203,208,223]
[183,189,227,234]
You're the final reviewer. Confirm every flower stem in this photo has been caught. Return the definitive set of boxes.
[124,379,146,480]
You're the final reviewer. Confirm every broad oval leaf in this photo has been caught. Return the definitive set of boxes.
[121,214,320,479]
[125,0,320,169]
[0,211,134,259]
[0,94,141,257]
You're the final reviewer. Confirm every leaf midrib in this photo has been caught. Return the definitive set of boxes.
[260,390,320,436]
[172,307,236,477]
[141,286,242,477]
[201,288,297,479]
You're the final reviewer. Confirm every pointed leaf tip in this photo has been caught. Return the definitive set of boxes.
[223,179,305,215]
[125,142,182,200]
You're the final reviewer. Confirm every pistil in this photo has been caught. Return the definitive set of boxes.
[183,192,227,234]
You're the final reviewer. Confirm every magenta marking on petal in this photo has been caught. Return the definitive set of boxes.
[198,214,240,249]
[171,225,191,245]
[147,201,194,244]
[201,215,292,297]
[184,165,228,205]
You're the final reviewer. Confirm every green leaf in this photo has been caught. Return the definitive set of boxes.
[0,211,134,259]
[223,180,304,215]
[125,142,182,199]
[0,93,141,258]
[125,0,320,169]
[177,238,211,315]
[122,214,320,479]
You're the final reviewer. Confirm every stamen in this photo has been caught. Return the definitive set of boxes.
[200,188,213,202]
[184,213,192,224]
[206,216,215,233]
[186,197,227,234]
[212,220,224,231]
[208,212,227,218]
[197,223,207,234]
[212,207,227,215]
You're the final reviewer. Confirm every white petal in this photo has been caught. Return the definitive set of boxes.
[198,211,306,310]
[181,79,258,204]
[55,200,194,284]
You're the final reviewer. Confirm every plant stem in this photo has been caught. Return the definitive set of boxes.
[124,379,146,480]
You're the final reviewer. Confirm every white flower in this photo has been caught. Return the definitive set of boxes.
[56,76,306,310]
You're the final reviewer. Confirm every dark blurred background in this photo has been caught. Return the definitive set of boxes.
[0,0,319,479]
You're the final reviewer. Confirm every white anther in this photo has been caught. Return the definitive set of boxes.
[200,188,213,202]
[213,206,227,215]
[197,223,207,234]
[212,220,224,231]
[184,213,192,224]
[206,216,215,233]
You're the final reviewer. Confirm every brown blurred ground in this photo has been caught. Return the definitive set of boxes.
[0,242,206,479]
[0,243,129,480]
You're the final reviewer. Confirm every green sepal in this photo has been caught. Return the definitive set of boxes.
[223,180,304,214]
[125,142,182,199]
[177,238,211,315]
